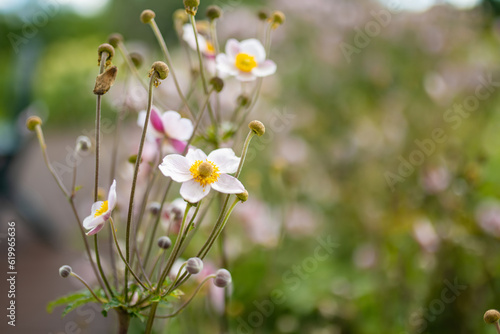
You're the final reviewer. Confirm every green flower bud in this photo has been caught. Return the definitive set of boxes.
[59,265,72,278]
[130,52,144,68]
[257,10,268,21]
[484,309,500,324]
[173,9,189,24]
[150,61,169,80]
[186,257,203,274]
[140,9,156,24]
[248,120,265,136]
[107,33,123,48]
[237,94,249,106]
[148,202,161,216]
[214,269,231,288]
[157,236,172,250]
[236,190,249,202]
[97,43,115,66]
[206,5,222,20]
[26,116,42,131]
[270,10,285,29]
[184,0,200,15]
[209,77,224,92]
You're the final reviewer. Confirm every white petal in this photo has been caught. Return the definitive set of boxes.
[186,148,207,165]
[91,201,104,215]
[180,179,210,203]
[236,71,257,82]
[161,111,193,141]
[137,111,147,128]
[83,214,105,230]
[108,180,117,211]
[159,154,193,182]
[252,60,277,77]
[225,38,240,59]
[211,174,245,194]
[240,38,266,63]
[208,148,240,174]
[216,54,238,76]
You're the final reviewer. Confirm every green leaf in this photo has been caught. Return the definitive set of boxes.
[102,298,124,312]
[46,291,89,314]
[130,310,146,322]
[61,297,95,317]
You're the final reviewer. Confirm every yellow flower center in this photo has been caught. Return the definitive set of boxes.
[189,160,220,188]
[235,53,257,72]
[206,41,215,54]
[94,201,109,217]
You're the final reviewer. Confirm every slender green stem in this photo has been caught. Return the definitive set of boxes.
[149,19,195,120]
[124,72,157,301]
[154,275,215,318]
[144,301,159,334]
[94,235,114,297]
[70,272,105,304]
[189,15,217,131]
[109,218,150,291]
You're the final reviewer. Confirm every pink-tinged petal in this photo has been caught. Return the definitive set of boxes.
[186,148,208,165]
[150,108,165,133]
[252,60,277,77]
[216,54,238,76]
[212,174,245,194]
[240,38,266,63]
[236,71,257,82]
[83,214,105,230]
[208,148,240,174]
[165,118,193,141]
[170,139,188,153]
[225,38,240,59]
[86,222,105,236]
[180,179,210,203]
[108,180,117,211]
[159,154,193,182]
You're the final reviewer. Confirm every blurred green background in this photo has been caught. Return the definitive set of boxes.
[5,0,500,333]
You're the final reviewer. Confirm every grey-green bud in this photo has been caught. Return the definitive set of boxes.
[157,236,172,250]
[76,136,91,152]
[206,5,222,20]
[214,268,231,288]
[186,257,203,274]
[59,265,72,278]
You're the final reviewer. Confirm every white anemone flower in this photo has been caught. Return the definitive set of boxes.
[159,148,245,203]
[216,38,277,81]
[182,23,215,58]
[137,107,194,153]
[83,180,117,236]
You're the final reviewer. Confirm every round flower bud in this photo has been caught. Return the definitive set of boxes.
[150,61,169,80]
[76,136,91,152]
[59,265,72,278]
[107,33,123,47]
[257,10,268,21]
[186,257,203,274]
[26,116,42,131]
[236,190,249,202]
[209,77,224,93]
[248,120,265,136]
[173,9,189,24]
[157,236,172,250]
[184,0,200,15]
[97,43,115,65]
[148,202,161,216]
[237,94,249,106]
[484,309,500,324]
[270,11,285,29]
[140,9,156,24]
[206,5,222,20]
[130,52,143,68]
[214,268,232,288]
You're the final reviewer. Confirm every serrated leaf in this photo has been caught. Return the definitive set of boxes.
[61,297,95,317]
[46,291,89,314]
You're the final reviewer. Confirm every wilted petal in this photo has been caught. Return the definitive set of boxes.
[212,174,245,194]
[240,38,266,63]
[180,179,210,203]
[159,154,193,182]
[253,60,277,77]
[208,148,240,174]
[225,38,240,59]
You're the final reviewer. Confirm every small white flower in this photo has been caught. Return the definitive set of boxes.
[159,148,245,203]
[83,180,117,236]
[182,23,215,58]
[137,107,194,153]
[216,38,277,81]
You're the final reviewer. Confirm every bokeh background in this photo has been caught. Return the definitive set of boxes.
[4,0,500,333]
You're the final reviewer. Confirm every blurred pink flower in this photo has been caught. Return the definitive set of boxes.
[475,201,500,238]
[236,198,280,248]
[412,219,440,253]
[420,166,451,194]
